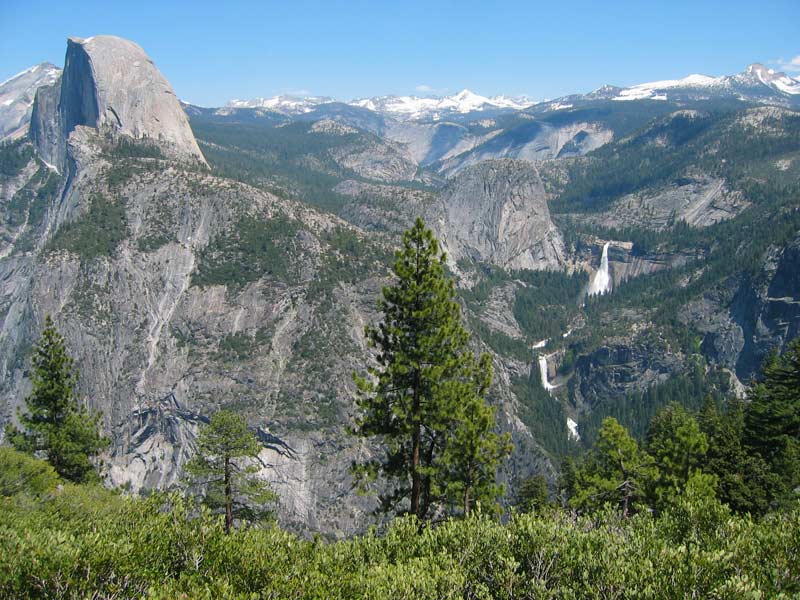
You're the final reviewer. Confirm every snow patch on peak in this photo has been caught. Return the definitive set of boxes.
[226,95,334,114]
[0,62,62,140]
[348,89,534,121]
[0,62,60,88]
[614,73,722,101]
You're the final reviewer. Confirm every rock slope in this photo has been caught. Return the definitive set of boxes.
[430,159,565,270]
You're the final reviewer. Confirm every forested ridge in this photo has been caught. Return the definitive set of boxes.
[2,222,798,598]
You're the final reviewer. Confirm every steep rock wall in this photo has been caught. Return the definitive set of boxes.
[430,159,565,271]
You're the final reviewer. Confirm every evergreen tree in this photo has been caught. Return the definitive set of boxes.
[645,403,715,513]
[5,315,107,482]
[516,474,551,513]
[438,353,512,516]
[569,417,654,517]
[699,396,772,515]
[353,217,509,521]
[186,410,276,533]
[744,338,800,508]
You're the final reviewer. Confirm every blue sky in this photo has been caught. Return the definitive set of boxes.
[1,0,798,106]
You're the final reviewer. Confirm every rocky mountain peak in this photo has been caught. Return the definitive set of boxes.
[68,35,206,161]
[737,63,800,95]
[30,34,206,171]
[0,62,61,140]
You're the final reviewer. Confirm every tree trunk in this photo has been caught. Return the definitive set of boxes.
[224,455,233,534]
[464,487,471,516]
[411,370,422,520]
[622,480,630,519]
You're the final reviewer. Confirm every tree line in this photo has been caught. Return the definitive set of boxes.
[6,217,800,527]
[558,338,800,518]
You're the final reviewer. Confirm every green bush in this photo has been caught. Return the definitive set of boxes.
[0,447,60,497]
[1,482,797,599]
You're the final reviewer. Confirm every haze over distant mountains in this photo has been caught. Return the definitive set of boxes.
[221,63,800,121]
[2,59,798,140]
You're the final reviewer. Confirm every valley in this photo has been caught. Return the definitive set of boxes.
[0,33,799,537]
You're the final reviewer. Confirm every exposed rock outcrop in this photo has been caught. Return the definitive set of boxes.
[571,337,684,411]
[573,175,749,231]
[0,63,61,141]
[437,121,613,176]
[329,138,418,182]
[430,159,565,270]
[686,234,800,381]
[31,35,206,172]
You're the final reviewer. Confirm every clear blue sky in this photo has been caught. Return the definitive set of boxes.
[1,0,798,106]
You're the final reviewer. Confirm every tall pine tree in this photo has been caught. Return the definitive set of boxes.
[5,315,107,482]
[186,410,276,533]
[744,337,800,509]
[699,396,772,515]
[353,218,510,521]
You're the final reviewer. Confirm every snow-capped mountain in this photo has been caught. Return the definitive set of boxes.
[223,89,534,122]
[0,62,61,140]
[226,95,335,114]
[350,89,534,120]
[222,63,799,125]
[608,63,799,102]
[612,74,724,101]
[527,63,800,114]
[732,63,800,96]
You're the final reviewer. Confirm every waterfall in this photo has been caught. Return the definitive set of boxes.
[588,242,612,296]
[538,354,556,392]
[567,418,580,441]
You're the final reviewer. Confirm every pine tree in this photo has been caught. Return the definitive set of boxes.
[744,337,800,508]
[570,417,654,517]
[438,353,512,516]
[516,474,551,513]
[699,396,772,515]
[5,315,107,482]
[186,410,276,533]
[353,217,509,521]
[645,403,715,513]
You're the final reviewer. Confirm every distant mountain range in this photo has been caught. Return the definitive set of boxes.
[2,62,799,141]
[221,63,800,122]
[226,88,535,120]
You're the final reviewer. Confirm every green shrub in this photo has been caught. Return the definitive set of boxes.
[0,447,60,497]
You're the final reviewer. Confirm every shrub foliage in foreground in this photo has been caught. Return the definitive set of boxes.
[0,452,797,600]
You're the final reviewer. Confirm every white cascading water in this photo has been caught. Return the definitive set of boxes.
[567,418,580,441]
[538,354,556,392]
[588,242,612,296]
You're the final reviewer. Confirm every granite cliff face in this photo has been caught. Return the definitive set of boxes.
[0,37,557,534]
[31,35,205,172]
[686,234,800,383]
[430,159,565,270]
[436,121,613,177]
[0,63,61,141]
